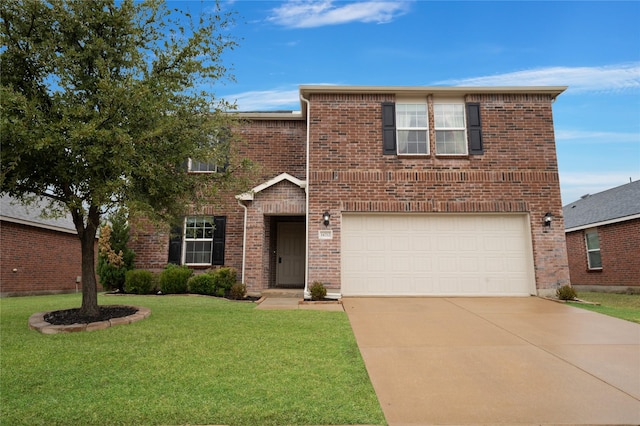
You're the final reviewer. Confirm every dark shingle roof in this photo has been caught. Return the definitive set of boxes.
[0,194,77,233]
[563,180,640,230]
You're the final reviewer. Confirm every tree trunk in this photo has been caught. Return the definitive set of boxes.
[76,206,101,318]
[79,229,100,318]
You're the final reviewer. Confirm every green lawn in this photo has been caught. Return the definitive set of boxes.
[0,294,385,426]
[569,292,640,324]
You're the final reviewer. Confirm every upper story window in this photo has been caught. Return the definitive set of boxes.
[188,159,220,173]
[434,104,467,155]
[382,101,483,156]
[585,229,602,270]
[396,104,429,155]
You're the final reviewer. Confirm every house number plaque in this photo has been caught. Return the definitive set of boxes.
[318,230,333,240]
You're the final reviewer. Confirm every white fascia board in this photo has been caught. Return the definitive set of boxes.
[235,173,307,201]
[564,213,640,233]
[0,215,78,235]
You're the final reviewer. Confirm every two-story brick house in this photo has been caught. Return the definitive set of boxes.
[130,85,571,298]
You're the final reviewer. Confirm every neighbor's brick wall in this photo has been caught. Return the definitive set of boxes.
[566,218,640,287]
[0,221,99,296]
[307,92,570,292]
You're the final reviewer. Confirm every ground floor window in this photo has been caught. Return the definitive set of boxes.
[168,216,226,266]
[585,228,602,269]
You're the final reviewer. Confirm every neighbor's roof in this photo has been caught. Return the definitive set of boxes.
[0,194,77,234]
[563,180,640,232]
[235,85,568,120]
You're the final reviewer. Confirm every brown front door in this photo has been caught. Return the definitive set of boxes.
[276,222,305,287]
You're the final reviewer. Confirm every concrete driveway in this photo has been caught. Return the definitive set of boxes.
[343,297,640,425]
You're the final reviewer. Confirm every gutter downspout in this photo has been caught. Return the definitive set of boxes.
[237,199,248,285]
[300,93,311,299]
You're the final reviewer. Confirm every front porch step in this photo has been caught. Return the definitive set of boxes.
[261,288,304,298]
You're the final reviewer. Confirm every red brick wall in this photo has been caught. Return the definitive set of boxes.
[0,221,97,296]
[566,219,640,287]
[307,92,570,292]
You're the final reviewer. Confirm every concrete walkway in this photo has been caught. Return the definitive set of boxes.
[343,297,640,425]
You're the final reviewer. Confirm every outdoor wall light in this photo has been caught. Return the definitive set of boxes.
[323,211,331,227]
[543,212,553,228]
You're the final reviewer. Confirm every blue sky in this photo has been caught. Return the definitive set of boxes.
[177,0,640,205]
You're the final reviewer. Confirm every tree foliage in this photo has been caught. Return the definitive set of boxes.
[1,0,246,317]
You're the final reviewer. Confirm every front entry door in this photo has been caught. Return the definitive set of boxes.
[276,222,305,287]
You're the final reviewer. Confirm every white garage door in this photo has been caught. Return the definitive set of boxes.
[341,214,535,296]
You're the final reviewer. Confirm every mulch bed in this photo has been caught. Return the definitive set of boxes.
[44,306,138,325]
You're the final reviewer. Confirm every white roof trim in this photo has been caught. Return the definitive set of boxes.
[236,173,307,201]
[564,213,640,233]
[0,215,78,235]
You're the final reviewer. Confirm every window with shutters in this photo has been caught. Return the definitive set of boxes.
[168,216,226,266]
[382,101,483,156]
[396,104,429,155]
[585,229,602,270]
[434,103,467,155]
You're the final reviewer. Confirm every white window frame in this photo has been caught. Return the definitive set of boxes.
[188,158,219,173]
[183,216,215,265]
[434,103,468,156]
[584,228,602,270]
[396,103,429,155]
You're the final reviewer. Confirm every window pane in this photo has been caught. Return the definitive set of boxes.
[185,241,212,264]
[585,231,600,250]
[190,160,218,173]
[398,130,428,154]
[397,104,427,128]
[436,130,466,155]
[434,104,464,128]
[588,251,602,269]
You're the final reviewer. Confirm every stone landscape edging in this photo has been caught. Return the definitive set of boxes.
[28,305,151,334]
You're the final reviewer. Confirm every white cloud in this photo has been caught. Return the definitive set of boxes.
[560,171,639,204]
[267,0,411,28]
[436,63,640,94]
[555,129,640,144]
[226,88,301,111]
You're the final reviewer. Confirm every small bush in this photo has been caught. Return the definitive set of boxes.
[309,281,327,301]
[556,285,578,301]
[188,274,215,295]
[160,264,192,294]
[213,267,237,291]
[229,282,247,300]
[124,270,154,294]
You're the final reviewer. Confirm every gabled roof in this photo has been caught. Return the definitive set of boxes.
[236,173,307,201]
[563,180,640,232]
[0,194,77,234]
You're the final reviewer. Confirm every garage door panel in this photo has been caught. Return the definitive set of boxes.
[341,214,534,296]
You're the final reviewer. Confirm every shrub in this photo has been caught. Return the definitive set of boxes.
[97,209,135,292]
[213,267,237,292]
[160,264,192,294]
[309,281,327,301]
[229,282,247,300]
[188,274,215,295]
[124,270,154,294]
[556,285,578,301]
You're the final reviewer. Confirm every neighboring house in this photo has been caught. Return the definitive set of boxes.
[130,85,571,298]
[0,195,92,296]
[563,180,640,292]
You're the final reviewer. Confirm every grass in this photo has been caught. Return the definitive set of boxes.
[569,292,640,324]
[0,293,386,426]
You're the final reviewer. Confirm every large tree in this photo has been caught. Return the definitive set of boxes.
[1,0,244,317]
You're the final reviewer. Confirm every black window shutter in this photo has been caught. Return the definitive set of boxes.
[466,102,483,155]
[212,216,226,265]
[382,102,396,155]
[167,224,183,265]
